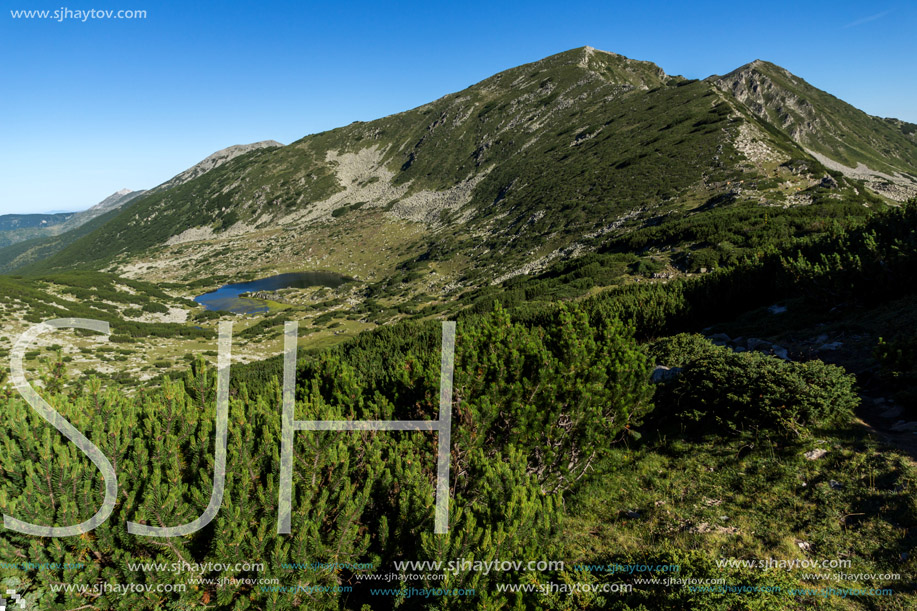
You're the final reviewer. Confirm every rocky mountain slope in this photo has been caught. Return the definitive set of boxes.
[712,60,917,200]
[17,48,917,292]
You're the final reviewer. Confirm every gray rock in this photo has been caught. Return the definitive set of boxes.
[768,304,787,314]
[880,405,903,419]
[829,480,843,490]
[745,338,790,360]
[890,421,917,432]
[817,342,843,351]
[804,448,828,460]
[651,366,682,383]
[770,346,790,360]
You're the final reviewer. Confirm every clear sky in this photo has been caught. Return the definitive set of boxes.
[1,0,914,215]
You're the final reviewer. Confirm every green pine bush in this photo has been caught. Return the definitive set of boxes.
[652,338,858,436]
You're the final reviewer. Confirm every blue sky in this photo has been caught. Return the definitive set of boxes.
[1,0,915,215]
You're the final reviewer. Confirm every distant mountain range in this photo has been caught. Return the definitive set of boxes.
[0,188,147,249]
[0,213,73,233]
[4,47,915,286]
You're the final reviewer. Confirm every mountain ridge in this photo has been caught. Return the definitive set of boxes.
[57,188,145,232]
[152,140,284,192]
[0,142,284,272]
[12,47,917,289]
[711,59,917,199]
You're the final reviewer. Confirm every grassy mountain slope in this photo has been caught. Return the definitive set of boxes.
[15,47,914,310]
[151,139,283,191]
[26,47,854,287]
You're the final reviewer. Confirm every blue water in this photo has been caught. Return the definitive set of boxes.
[194,271,348,314]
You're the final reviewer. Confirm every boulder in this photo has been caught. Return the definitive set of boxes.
[804,448,828,460]
[651,366,682,383]
[890,421,917,432]
[770,345,790,360]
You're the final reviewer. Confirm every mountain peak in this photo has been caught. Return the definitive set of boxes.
[721,58,790,80]
[89,189,137,212]
[713,59,917,188]
[155,140,283,191]
[505,46,669,91]
[578,45,622,60]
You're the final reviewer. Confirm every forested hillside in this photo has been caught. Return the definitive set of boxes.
[3,199,916,609]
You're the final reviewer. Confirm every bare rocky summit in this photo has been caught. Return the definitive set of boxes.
[154,140,284,191]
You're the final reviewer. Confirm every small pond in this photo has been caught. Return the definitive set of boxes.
[194,271,349,314]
